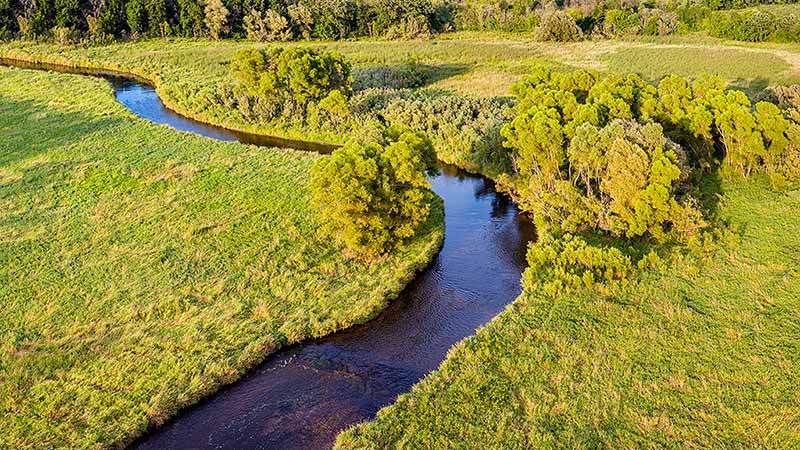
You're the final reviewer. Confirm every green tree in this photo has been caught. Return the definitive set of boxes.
[230,46,352,116]
[126,0,147,36]
[204,0,228,39]
[309,128,438,259]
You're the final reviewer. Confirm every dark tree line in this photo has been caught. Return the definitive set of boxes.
[1,0,454,40]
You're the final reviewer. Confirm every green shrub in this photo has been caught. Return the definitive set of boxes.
[230,46,351,117]
[534,9,583,42]
[640,8,678,36]
[522,233,633,297]
[309,127,438,259]
[603,9,641,36]
[359,90,515,175]
[708,9,799,43]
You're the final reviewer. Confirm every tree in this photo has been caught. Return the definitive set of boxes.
[204,0,228,39]
[126,0,147,36]
[309,127,438,259]
[243,8,292,41]
[176,0,204,36]
[229,46,352,115]
[501,69,698,241]
[287,3,313,39]
[534,9,582,42]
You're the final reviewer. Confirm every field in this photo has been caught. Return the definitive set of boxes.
[336,179,800,448]
[0,67,443,449]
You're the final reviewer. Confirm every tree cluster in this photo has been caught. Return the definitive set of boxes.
[229,46,351,119]
[0,0,454,41]
[309,127,438,259]
[501,67,800,242]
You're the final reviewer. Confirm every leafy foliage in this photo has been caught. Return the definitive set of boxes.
[534,9,583,42]
[523,233,632,297]
[230,46,351,116]
[309,127,438,259]
[500,67,705,241]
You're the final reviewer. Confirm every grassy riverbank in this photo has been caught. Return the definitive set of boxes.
[336,178,800,448]
[0,67,443,449]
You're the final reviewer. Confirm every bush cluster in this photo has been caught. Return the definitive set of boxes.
[357,90,514,175]
[522,233,633,297]
[708,9,800,42]
[500,68,700,241]
[309,127,438,259]
[229,46,351,118]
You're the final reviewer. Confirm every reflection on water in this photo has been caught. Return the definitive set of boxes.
[0,57,534,450]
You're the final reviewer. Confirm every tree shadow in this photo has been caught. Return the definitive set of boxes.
[0,95,125,169]
[729,76,771,99]
[353,63,473,91]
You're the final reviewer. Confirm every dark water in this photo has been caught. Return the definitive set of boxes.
[1,58,534,450]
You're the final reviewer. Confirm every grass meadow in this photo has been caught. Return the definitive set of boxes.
[0,67,443,449]
[336,179,800,448]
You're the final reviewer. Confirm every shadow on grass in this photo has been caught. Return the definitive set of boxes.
[353,63,473,91]
[0,95,124,168]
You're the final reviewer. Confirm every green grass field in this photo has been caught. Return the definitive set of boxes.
[336,179,800,449]
[0,67,443,449]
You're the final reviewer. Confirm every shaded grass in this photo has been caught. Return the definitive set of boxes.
[0,67,444,449]
[336,180,800,448]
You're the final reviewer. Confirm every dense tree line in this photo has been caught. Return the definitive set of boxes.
[1,0,455,40]
[500,67,800,243]
[3,0,798,42]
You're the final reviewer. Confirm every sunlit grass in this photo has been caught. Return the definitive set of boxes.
[0,67,443,449]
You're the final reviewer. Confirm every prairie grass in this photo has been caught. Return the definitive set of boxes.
[336,179,800,449]
[0,67,443,449]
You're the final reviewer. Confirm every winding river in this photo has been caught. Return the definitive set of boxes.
[1,59,534,450]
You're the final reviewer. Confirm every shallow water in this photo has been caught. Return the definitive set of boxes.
[1,58,534,450]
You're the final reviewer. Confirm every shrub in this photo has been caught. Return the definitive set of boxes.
[360,90,514,175]
[522,233,632,297]
[534,9,583,42]
[243,9,293,42]
[352,59,428,91]
[309,127,438,259]
[317,89,350,128]
[603,9,641,36]
[640,8,678,36]
[384,14,432,40]
[52,25,71,45]
[229,46,351,117]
